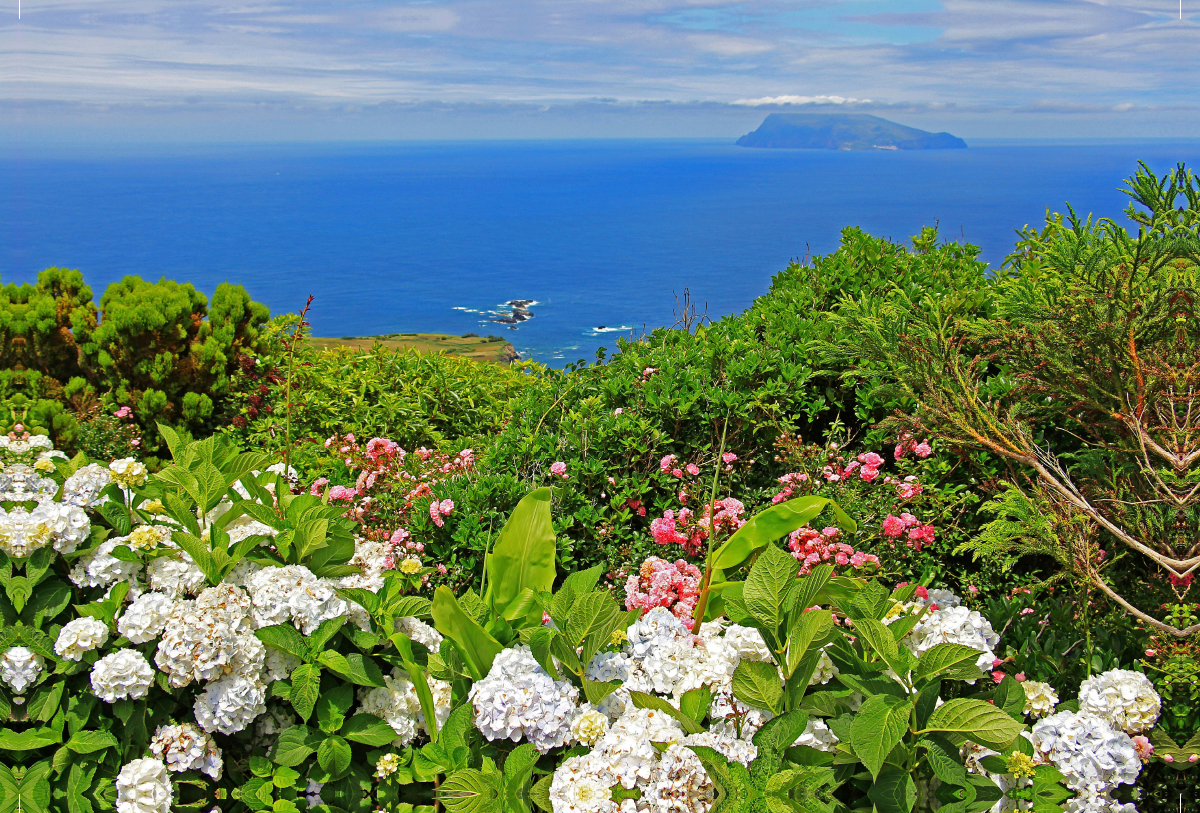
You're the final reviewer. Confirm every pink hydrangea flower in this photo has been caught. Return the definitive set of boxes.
[625,556,702,621]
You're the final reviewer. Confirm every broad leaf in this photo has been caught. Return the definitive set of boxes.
[485,488,557,617]
[342,714,400,746]
[849,694,911,779]
[272,725,318,767]
[709,497,855,572]
[731,660,783,715]
[431,586,504,680]
[923,698,1024,750]
[742,543,800,644]
[628,691,703,734]
[867,767,917,813]
[914,644,988,683]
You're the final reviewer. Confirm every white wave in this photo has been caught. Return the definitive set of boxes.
[589,325,633,333]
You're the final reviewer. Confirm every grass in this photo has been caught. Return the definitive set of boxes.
[308,333,519,364]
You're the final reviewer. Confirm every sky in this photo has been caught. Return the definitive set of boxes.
[3,0,1200,141]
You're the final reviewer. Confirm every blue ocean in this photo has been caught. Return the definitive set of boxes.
[4,139,1200,365]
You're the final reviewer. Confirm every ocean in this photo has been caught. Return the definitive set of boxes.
[4,138,1199,365]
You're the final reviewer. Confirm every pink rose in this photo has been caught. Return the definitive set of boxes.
[686,463,700,476]
[550,461,568,479]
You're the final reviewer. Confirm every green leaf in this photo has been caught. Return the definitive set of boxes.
[439,768,504,813]
[628,691,703,735]
[529,775,553,813]
[742,544,800,643]
[709,497,855,572]
[785,609,833,678]
[852,618,900,671]
[991,676,1026,721]
[565,591,623,667]
[316,683,353,734]
[317,736,352,779]
[65,731,119,754]
[583,678,621,706]
[849,694,911,780]
[256,624,312,662]
[914,644,988,683]
[5,760,51,813]
[431,586,504,681]
[271,725,318,767]
[485,488,558,618]
[918,734,969,786]
[0,727,62,750]
[731,660,783,715]
[250,756,274,778]
[66,763,97,813]
[786,565,833,618]
[526,627,559,679]
[923,698,1025,750]
[23,580,72,626]
[680,686,713,724]
[342,714,400,746]
[318,651,386,687]
[867,767,916,813]
[289,664,322,722]
[503,743,540,789]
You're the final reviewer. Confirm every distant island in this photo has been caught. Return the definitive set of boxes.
[736,112,967,151]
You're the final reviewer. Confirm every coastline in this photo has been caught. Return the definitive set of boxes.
[309,333,520,365]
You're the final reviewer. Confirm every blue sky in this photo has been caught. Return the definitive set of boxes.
[4,0,1199,140]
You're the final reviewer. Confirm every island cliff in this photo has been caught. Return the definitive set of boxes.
[736,112,967,151]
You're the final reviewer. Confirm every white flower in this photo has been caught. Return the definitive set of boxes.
[264,648,303,682]
[586,651,631,684]
[63,463,114,508]
[572,705,610,746]
[155,585,261,687]
[646,743,712,813]
[1077,669,1161,735]
[146,552,206,598]
[91,649,155,702]
[903,604,999,674]
[810,648,839,686]
[128,525,172,551]
[394,616,444,651]
[69,538,143,589]
[358,669,453,746]
[244,565,349,634]
[1031,711,1141,795]
[792,718,839,752]
[1022,681,1059,718]
[56,617,111,660]
[193,675,267,735]
[0,464,59,502]
[550,752,618,813]
[110,458,148,488]
[680,731,757,767]
[469,645,580,752]
[1,646,44,694]
[40,502,92,554]
[596,707,683,790]
[0,502,89,557]
[116,758,173,813]
[150,723,223,779]
[118,592,176,644]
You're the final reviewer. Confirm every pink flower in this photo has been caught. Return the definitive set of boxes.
[642,367,658,380]
[130,439,140,447]
[389,528,410,544]
[857,452,884,469]
[625,556,702,620]
[881,515,907,538]
[1014,672,1026,682]
[722,452,737,464]
[608,476,616,485]
[1145,649,1157,657]
[659,454,677,473]
[686,463,700,476]
[1132,736,1154,761]
[113,406,132,419]
[429,501,444,528]
[914,586,929,600]
[438,499,454,515]
[365,437,400,459]
[859,466,880,483]
[549,461,568,479]
[1020,608,1034,615]
[328,485,357,501]
[992,658,1003,668]
[614,408,623,415]
[309,477,331,496]
[671,469,683,478]
[437,564,448,575]
[991,671,1005,684]
[914,441,933,458]
[968,585,979,595]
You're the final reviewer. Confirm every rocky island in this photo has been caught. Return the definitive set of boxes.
[736,112,966,151]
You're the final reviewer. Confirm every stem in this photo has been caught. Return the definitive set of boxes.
[282,296,314,470]
[691,416,730,632]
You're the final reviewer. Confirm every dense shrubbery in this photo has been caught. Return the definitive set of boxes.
[2,163,1196,810]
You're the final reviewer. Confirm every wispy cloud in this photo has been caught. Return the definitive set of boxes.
[3,0,1199,137]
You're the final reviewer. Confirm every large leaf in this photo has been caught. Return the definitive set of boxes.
[272,725,318,766]
[431,586,504,680]
[255,623,312,662]
[914,644,988,684]
[785,609,832,678]
[565,591,624,667]
[742,543,800,645]
[923,698,1025,750]
[317,735,352,779]
[852,618,901,673]
[439,766,505,813]
[289,664,322,721]
[485,488,557,617]
[317,651,386,687]
[342,714,401,746]
[628,691,703,735]
[867,767,917,813]
[709,497,855,572]
[849,694,912,780]
[731,660,783,715]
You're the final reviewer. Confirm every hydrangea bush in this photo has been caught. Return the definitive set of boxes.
[0,426,1175,813]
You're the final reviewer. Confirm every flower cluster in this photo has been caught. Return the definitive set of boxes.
[786,525,879,575]
[0,501,91,558]
[650,498,745,557]
[900,590,999,673]
[879,512,936,551]
[469,645,581,752]
[1031,710,1142,802]
[1077,669,1161,736]
[624,557,702,621]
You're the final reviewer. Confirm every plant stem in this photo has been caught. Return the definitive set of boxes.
[691,416,730,632]
[282,296,314,471]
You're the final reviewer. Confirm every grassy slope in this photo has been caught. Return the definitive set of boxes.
[309,333,519,364]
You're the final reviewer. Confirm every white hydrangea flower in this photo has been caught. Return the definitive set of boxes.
[69,538,143,590]
[63,463,114,508]
[719,623,773,664]
[118,592,176,644]
[708,693,771,741]
[792,718,839,752]
[116,758,173,813]
[146,552,206,598]
[0,501,89,557]
[358,669,453,746]
[1031,711,1141,795]
[469,645,580,752]
[55,617,111,660]
[572,705,610,746]
[244,565,349,634]
[0,464,59,502]
[680,730,757,767]
[1077,669,1161,735]
[595,707,684,790]
[903,603,999,673]
[550,752,619,813]
[155,585,262,687]
[91,649,155,702]
[586,651,631,684]
[193,675,267,735]
[1022,680,1060,718]
[394,616,443,651]
[150,722,223,779]
[128,525,172,551]
[40,502,92,554]
[626,607,694,660]
[647,743,712,813]
[264,648,303,682]
[1,646,45,694]
[110,458,148,488]
[809,648,839,685]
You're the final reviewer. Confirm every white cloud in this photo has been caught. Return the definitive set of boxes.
[732,94,871,105]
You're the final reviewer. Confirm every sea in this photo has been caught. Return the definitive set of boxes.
[4,138,1200,366]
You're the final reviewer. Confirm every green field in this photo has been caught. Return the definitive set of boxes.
[309,332,519,363]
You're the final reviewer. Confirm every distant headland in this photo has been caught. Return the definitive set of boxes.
[736,112,967,151]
